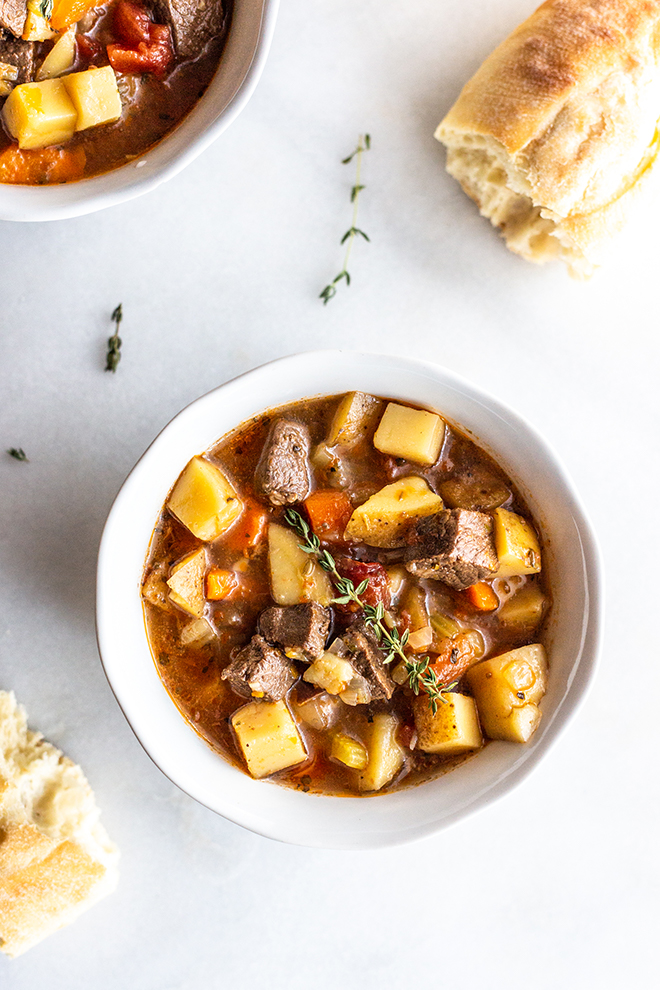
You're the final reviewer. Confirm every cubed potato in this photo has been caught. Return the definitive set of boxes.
[166,548,206,617]
[330,732,368,770]
[267,523,333,606]
[498,582,549,630]
[345,476,443,547]
[358,713,405,792]
[180,617,215,647]
[303,652,356,695]
[492,507,542,578]
[231,699,307,778]
[168,456,243,542]
[467,644,548,743]
[36,27,77,81]
[414,692,483,755]
[62,66,122,131]
[326,392,382,446]
[373,402,445,465]
[2,79,77,150]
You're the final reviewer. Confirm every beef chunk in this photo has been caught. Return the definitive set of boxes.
[0,0,26,40]
[0,30,35,83]
[405,508,498,590]
[153,0,225,60]
[257,419,311,506]
[258,603,330,662]
[342,622,394,701]
[220,635,296,702]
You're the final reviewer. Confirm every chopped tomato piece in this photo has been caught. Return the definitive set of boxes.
[223,502,268,555]
[305,490,353,542]
[0,145,86,185]
[464,581,499,611]
[206,568,240,601]
[336,558,390,611]
[107,22,174,77]
[76,35,107,68]
[113,0,152,46]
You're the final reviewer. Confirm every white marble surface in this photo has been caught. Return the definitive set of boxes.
[1,0,658,986]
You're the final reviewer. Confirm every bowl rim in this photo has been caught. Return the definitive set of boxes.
[96,350,604,848]
[0,0,280,222]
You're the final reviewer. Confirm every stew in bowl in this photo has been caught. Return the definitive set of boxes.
[142,391,552,796]
[97,351,601,846]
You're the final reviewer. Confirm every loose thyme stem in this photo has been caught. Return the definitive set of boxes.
[283,508,456,712]
[7,447,28,462]
[320,134,371,304]
[105,303,123,373]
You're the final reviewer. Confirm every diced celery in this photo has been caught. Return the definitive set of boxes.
[330,732,368,770]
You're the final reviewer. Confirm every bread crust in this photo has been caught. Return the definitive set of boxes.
[0,691,118,958]
[436,0,660,275]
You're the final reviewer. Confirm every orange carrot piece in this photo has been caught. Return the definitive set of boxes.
[0,145,86,185]
[428,635,479,685]
[206,569,239,601]
[464,581,499,611]
[51,0,98,31]
[304,490,353,541]
[223,501,268,555]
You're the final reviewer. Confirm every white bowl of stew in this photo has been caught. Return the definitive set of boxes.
[96,350,602,848]
[0,0,277,219]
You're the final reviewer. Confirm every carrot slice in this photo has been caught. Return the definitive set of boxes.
[464,581,499,611]
[0,145,86,185]
[51,0,98,32]
[222,501,268,555]
[304,490,353,541]
[206,569,239,601]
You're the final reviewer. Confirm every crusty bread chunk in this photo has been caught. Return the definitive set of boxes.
[435,0,660,277]
[0,691,118,958]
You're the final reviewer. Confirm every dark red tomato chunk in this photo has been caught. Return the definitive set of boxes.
[113,0,153,46]
[107,3,174,77]
[336,558,390,611]
[76,35,106,68]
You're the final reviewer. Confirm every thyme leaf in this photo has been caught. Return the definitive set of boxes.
[320,134,370,305]
[7,447,28,462]
[105,303,123,373]
[38,0,53,19]
[283,508,455,712]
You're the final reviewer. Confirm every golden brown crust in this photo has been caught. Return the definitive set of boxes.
[435,0,660,275]
[0,692,118,958]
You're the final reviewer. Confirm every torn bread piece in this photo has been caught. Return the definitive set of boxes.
[435,0,660,278]
[0,691,118,958]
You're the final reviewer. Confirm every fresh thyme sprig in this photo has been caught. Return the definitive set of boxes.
[105,303,123,373]
[283,508,456,712]
[320,134,371,304]
[7,447,28,462]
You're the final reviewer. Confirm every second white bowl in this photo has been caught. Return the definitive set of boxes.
[0,0,279,221]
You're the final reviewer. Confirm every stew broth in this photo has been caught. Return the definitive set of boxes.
[142,394,551,796]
